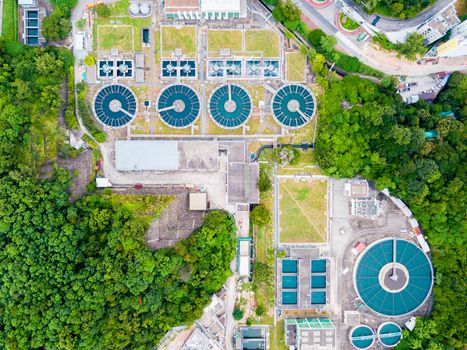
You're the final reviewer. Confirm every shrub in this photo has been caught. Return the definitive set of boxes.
[233,308,244,320]
[84,54,96,67]
[277,250,287,258]
[255,304,265,317]
[96,3,111,17]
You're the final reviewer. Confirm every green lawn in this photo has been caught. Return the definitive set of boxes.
[2,0,18,41]
[161,26,196,56]
[339,13,360,31]
[286,52,307,81]
[277,150,321,176]
[279,180,328,243]
[207,30,242,53]
[94,16,150,52]
[97,25,133,51]
[245,30,280,57]
[107,0,130,16]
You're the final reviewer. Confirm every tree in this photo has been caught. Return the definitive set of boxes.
[319,35,337,55]
[84,54,96,66]
[272,0,300,23]
[258,167,272,192]
[311,53,326,75]
[76,18,86,29]
[250,204,271,228]
[398,33,426,60]
[233,308,244,320]
[307,29,326,47]
[274,146,300,166]
[42,8,71,41]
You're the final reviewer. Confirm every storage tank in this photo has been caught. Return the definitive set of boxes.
[139,2,150,15]
[349,325,375,350]
[378,322,402,348]
[129,3,139,16]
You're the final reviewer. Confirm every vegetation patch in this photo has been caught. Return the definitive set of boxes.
[108,193,175,224]
[1,0,18,41]
[357,0,436,19]
[286,52,306,81]
[208,30,242,53]
[94,17,150,52]
[339,13,360,31]
[279,179,328,243]
[161,26,196,56]
[97,25,134,51]
[245,30,280,57]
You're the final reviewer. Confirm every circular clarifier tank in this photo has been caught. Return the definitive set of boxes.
[354,238,433,317]
[378,322,402,348]
[349,325,375,350]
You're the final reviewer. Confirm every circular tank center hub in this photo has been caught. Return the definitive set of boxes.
[287,99,300,112]
[224,100,237,113]
[379,263,409,293]
[173,99,186,113]
[109,99,122,113]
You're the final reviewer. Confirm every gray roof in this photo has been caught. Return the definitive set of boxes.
[135,53,145,68]
[135,68,145,83]
[115,140,179,171]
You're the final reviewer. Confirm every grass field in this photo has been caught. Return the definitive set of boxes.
[286,52,307,81]
[97,25,134,51]
[339,13,360,31]
[2,0,18,41]
[279,179,328,243]
[161,26,196,56]
[277,150,321,176]
[107,0,130,16]
[94,16,150,52]
[208,30,242,53]
[245,30,280,57]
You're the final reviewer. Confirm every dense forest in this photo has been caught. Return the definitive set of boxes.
[315,73,466,349]
[353,0,436,19]
[0,42,236,349]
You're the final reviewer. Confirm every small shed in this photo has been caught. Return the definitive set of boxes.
[189,192,207,211]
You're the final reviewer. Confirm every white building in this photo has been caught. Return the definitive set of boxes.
[163,0,247,20]
[415,5,460,45]
[18,0,36,7]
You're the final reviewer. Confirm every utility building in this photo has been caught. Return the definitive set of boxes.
[163,0,247,20]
